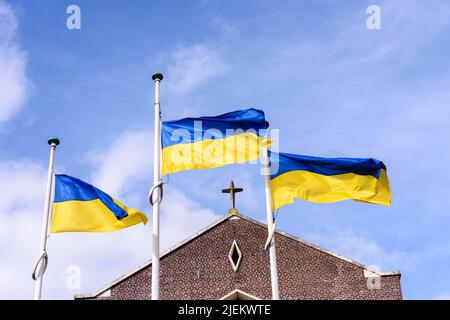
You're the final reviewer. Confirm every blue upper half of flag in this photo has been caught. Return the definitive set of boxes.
[270,152,386,180]
[54,174,128,220]
[161,108,269,148]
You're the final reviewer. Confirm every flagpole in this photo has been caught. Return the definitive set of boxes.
[262,147,280,300]
[33,137,60,300]
[151,73,163,300]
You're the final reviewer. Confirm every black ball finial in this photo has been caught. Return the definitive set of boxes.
[152,73,163,81]
[48,137,60,146]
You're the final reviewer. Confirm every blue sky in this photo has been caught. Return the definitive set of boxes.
[1,0,450,299]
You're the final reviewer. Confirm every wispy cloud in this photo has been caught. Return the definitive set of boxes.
[306,228,405,271]
[0,0,29,122]
[89,130,153,198]
[166,44,228,95]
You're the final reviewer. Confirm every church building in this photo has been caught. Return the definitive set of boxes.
[75,182,402,300]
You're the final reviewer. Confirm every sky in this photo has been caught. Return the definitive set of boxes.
[0,0,450,300]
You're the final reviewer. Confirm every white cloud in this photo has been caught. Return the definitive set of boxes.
[161,188,220,247]
[307,229,404,271]
[0,160,47,299]
[0,0,29,122]
[0,160,46,213]
[166,44,228,94]
[89,130,153,198]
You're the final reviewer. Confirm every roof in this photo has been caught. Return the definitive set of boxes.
[74,213,401,299]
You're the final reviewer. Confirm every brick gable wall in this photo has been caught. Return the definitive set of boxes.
[82,217,402,300]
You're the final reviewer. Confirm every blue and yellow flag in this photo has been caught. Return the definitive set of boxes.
[270,152,391,210]
[161,108,271,176]
[51,174,148,233]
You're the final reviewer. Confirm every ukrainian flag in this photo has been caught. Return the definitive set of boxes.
[270,152,391,210]
[161,108,271,176]
[51,174,148,233]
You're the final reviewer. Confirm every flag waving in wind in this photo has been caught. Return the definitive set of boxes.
[270,152,391,210]
[161,108,271,176]
[51,174,148,233]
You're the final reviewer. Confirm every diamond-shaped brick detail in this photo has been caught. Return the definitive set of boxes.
[228,240,242,272]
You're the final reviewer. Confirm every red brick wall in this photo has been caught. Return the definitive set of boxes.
[85,217,402,300]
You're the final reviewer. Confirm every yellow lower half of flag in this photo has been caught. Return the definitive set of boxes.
[50,198,148,233]
[162,132,271,176]
[270,169,391,210]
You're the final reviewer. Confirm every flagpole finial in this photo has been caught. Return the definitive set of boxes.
[152,73,163,81]
[48,137,60,146]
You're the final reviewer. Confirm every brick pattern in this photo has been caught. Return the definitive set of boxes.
[82,217,402,300]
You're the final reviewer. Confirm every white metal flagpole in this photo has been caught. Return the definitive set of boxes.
[33,137,60,300]
[262,147,280,300]
[150,73,163,300]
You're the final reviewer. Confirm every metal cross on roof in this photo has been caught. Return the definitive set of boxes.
[222,180,243,215]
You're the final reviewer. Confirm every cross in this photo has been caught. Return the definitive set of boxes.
[222,180,243,215]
